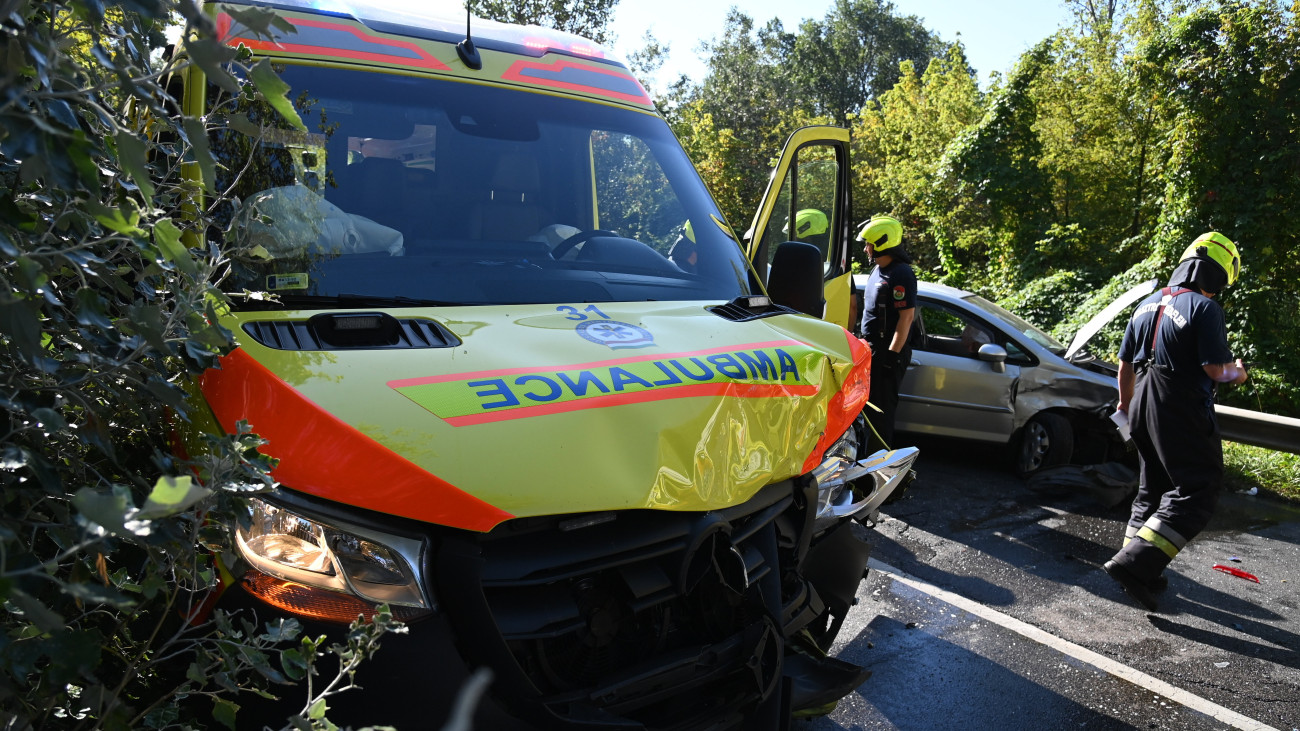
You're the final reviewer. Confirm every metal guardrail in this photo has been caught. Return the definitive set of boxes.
[1216,404,1300,455]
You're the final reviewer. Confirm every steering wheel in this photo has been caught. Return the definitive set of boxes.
[551,229,619,260]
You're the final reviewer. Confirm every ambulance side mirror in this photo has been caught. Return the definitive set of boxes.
[766,241,825,318]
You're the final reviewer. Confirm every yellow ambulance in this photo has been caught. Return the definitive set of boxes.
[190,1,918,727]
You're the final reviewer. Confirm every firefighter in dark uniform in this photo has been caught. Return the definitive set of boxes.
[1103,232,1247,611]
[856,215,916,452]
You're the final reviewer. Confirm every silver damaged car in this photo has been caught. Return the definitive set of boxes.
[856,277,1157,477]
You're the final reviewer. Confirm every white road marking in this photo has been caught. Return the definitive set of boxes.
[868,558,1282,731]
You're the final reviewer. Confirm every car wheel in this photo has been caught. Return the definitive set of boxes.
[1015,412,1074,478]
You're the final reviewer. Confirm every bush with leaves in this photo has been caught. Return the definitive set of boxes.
[0,1,399,728]
[1125,0,1300,417]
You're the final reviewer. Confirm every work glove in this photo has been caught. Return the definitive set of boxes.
[876,348,900,371]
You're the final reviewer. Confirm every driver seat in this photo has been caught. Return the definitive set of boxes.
[470,154,550,240]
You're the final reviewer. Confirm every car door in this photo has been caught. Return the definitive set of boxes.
[895,298,1018,442]
[745,127,854,329]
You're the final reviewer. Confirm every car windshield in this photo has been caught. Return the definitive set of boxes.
[211,65,753,308]
[962,295,1067,354]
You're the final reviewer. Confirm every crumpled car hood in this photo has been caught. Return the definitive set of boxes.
[200,302,870,532]
[1064,279,1159,361]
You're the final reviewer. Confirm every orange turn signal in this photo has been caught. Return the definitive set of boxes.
[242,571,430,624]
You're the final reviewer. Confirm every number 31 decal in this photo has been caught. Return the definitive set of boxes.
[557,305,610,321]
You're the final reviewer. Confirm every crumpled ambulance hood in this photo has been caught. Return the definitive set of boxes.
[201,302,870,532]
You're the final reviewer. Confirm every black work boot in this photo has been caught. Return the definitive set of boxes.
[1149,573,1169,593]
[1104,560,1159,611]
[1105,535,1173,611]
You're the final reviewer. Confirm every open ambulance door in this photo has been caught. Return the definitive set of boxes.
[746,126,854,330]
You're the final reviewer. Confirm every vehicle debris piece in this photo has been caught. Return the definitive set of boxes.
[1212,564,1260,583]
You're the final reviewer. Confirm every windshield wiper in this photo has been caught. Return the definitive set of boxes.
[335,293,461,308]
[235,293,462,310]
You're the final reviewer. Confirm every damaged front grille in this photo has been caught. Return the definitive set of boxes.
[435,481,814,729]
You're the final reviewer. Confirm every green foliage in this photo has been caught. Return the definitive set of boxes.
[681,11,807,229]
[1047,247,1163,357]
[931,41,1057,298]
[1098,0,1300,415]
[1224,442,1300,502]
[998,268,1099,334]
[996,7,1286,420]
[622,29,696,117]
[984,0,1300,418]
[850,45,984,276]
[1030,26,1160,259]
[476,0,619,43]
[0,1,397,728]
[285,607,408,731]
[673,3,949,233]
[788,0,946,124]
[669,0,1298,420]
[669,104,749,229]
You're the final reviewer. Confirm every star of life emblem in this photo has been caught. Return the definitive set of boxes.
[576,320,656,349]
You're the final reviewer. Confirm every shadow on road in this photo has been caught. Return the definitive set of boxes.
[879,433,1297,614]
[872,433,1131,605]
[863,530,1017,606]
[1150,589,1298,670]
[804,615,1171,730]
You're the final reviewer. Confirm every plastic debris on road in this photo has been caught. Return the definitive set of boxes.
[1212,564,1260,583]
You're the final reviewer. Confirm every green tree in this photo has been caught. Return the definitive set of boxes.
[684,11,813,229]
[670,104,750,232]
[623,29,697,118]
[476,0,620,43]
[1075,0,1300,415]
[790,0,947,123]
[0,2,397,728]
[994,6,1165,326]
[1045,0,1300,416]
[850,44,983,275]
[928,41,1056,295]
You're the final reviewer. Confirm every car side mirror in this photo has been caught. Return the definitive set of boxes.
[766,241,825,318]
[977,343,1008,373]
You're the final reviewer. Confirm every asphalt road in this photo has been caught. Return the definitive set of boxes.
[801,435,1300,731]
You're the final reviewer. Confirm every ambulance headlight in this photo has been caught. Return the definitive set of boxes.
[235,497,429,612]
[811,421,861,530]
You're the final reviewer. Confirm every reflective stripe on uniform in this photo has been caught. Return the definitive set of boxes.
[1144,517,1189,549]
[1122,524,1139,547]
[1137,526,1181,559]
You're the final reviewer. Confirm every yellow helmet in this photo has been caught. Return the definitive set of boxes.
[784,209,828,239]
[1181,232,1240,286]
[857,215,903,251]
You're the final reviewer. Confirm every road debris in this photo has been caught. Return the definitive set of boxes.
[1212,564,1260,583]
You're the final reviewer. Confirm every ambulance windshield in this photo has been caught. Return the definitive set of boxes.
[211,65,753,307]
